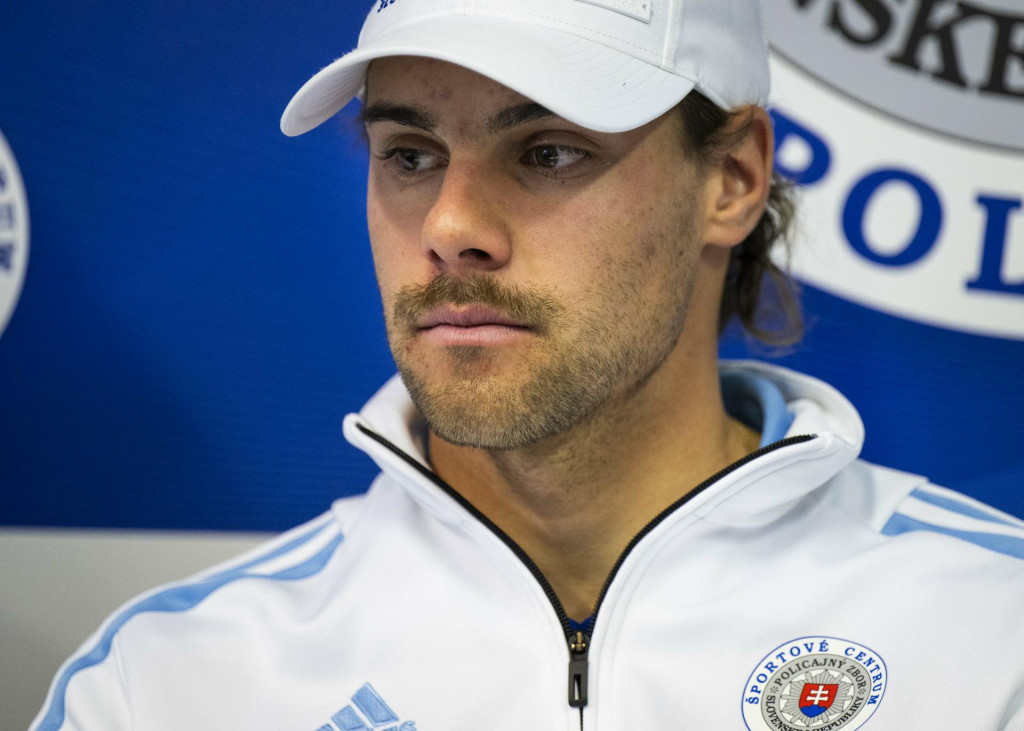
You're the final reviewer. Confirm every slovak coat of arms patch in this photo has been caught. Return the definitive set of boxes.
[741,636,887,730]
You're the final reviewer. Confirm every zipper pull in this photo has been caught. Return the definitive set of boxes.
[568,630,590,708]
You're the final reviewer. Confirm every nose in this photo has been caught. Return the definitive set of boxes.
[421,161,512,274]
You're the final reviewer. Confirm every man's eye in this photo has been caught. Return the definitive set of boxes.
[378,147,442,173]
[396,148,426,171]
[525,145,588,170]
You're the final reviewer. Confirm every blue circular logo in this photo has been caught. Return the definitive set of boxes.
[0,129,29,339]
[741,636,887,730]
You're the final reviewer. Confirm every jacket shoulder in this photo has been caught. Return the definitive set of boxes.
[827,459,1024,563]
[29,501,365,731]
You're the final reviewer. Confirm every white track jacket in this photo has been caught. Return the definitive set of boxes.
[32,362,1024,731]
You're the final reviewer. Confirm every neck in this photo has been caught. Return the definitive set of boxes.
[428,336,759,621]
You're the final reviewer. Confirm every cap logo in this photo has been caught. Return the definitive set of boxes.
[574,0,652,23]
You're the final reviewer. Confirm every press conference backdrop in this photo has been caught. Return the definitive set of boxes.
[1,0,1022,728]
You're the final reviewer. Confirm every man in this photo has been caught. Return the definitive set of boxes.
[33,1,1024,730]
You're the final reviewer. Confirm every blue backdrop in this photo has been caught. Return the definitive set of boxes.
[1,1,1021,531]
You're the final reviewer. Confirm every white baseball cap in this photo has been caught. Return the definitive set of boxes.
[281,0,770,137]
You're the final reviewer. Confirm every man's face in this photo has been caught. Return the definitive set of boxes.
[364,57,712,450]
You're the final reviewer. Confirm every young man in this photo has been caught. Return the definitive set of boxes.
[33,2,1024,730]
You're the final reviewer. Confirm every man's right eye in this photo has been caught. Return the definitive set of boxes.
[377,147,443,173]
[395,148,423,171]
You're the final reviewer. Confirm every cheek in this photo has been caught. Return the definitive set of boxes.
[514,190,677,313]
[367,182,429,289]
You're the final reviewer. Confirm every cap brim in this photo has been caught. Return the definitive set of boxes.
[281,15,695,136]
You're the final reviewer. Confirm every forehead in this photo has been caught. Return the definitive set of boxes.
[364,57,558,132]
[369,56,523,95]
[367,56,527,103]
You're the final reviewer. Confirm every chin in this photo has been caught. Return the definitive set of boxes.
[403,365,607,452]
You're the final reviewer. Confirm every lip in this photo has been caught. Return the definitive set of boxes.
[417,306,532,347]
[417,306,528,330]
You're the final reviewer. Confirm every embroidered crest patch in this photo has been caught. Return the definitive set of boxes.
[741,636,887,730]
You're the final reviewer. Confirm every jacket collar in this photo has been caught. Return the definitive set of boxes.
[343,361,864,529]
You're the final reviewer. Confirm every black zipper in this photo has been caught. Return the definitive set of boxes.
[568,629,590,709]
[357,424,815,720]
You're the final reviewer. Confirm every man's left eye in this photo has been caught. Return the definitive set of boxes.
[524,145,588,170]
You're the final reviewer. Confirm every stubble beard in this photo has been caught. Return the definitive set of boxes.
[386,241,697,452]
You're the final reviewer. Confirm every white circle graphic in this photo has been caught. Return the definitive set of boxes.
[770,58,1024,340]
[764,0,1024,152]
[0,129,29,339]
[742,636,887,731]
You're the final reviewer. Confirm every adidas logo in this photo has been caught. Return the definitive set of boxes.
[316,683,417,731]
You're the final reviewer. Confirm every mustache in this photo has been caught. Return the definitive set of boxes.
[392,274,561,333]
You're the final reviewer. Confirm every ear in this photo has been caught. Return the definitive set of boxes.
[702,106,773,249]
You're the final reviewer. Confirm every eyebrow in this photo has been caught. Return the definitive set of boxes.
[360,101,558,134]
[486,102,557,133]
[360,102,438,131]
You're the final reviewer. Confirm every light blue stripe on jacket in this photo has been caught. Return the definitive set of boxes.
[37,520,344,731]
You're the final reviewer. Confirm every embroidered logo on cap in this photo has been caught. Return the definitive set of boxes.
[574,0,652,23]
[741,636,887,730]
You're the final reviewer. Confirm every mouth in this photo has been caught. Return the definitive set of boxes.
[418,306,529,330]
[416,306,533,347]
